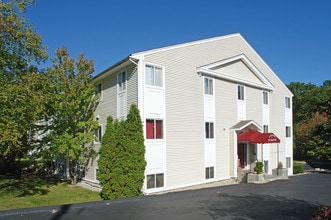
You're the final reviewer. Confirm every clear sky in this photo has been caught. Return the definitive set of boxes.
[25,0,331,85]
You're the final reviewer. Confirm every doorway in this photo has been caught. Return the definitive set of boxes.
[238,143,247,168]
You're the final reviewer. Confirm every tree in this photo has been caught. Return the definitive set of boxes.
[0,0,48,173]
[288,81,331,161]
[41,47,99,184]
[98,105,146,199]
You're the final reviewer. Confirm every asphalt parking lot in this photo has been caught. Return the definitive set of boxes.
[1,172,331,220]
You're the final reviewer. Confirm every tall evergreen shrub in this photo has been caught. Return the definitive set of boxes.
[97,105,146,199]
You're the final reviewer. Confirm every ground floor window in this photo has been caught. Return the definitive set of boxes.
[264,160,269,173]
[147,173,164,189]
[205,167,214,179]
[286,157,292,168]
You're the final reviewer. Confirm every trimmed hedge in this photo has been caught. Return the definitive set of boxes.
[293,163,305,174]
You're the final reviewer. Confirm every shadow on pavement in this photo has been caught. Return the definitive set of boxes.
[200,193,320,219]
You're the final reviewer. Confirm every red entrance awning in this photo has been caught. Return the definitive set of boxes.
[238,131,280,144]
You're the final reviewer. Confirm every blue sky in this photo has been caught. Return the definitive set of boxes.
[26,0,331,85]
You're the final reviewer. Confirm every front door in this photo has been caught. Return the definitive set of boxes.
[238,143,246,168]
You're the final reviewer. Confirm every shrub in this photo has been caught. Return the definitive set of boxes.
[97,105,146,200]
[254,162,263,174]
[293,163,305,174]
[312,206,331,220]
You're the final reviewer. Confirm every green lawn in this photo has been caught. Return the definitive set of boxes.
[0,175,102,210]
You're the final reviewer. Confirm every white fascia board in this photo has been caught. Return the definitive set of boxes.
[130,33,241,58]
[198,67,275,91]
[198,54,275,91]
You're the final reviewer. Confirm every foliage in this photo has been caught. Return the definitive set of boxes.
[312,206,331,220]
[98,105,146,200]
[40,47,99,184]
[0,0,48,173]
[0,174,100,210]
[293,163,304,174]
[254,162,263,174]
[288,81,331,161]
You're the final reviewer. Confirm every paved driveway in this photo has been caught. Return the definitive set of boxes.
[1,172,331,220]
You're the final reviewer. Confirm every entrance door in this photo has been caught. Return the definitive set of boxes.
[238,143,246,168]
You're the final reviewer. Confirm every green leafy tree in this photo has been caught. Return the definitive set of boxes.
[42,47,99,184]
[98,105,146,199]
[288,81,331,161]
[0,0,48,173]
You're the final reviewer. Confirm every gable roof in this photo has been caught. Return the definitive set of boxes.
[197,54,275,91]
[94,33,293,96]
[230,120,262,131]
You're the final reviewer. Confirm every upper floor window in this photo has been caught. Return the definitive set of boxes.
[285,97,291,108]
[95,84,102,95]
[286,126,291,137]
[145,65,163,87]
[204,77,213,95]
[146,119,163,139]
[118,72,126,92]
[263,91,269,105]
[205,122,214,139]
[238,85,245,100]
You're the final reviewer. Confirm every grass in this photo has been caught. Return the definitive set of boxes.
[0,174,102,210]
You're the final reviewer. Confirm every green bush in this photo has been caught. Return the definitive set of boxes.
[293,163,305,174]
[254,162,263,174]
[97,105,146,200]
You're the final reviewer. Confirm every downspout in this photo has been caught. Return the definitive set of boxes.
[129,56,146,194]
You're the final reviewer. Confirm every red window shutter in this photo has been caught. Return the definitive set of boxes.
[146,119,154,139]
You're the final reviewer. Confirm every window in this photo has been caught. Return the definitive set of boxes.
[264,160,269,173]
[205,122,214,139]
[146,119,163,139]
[95,84,102,95]
[286,126,291,137]
[205,167,214,179]
[118,72,126,91]
[147,173,164,189]
[263,91,269,105]
[145,65,162,87]
[238,85,244,100]
[204,77,213,95]
[285,97,291,108]
[286,157,292,168]
[263,125,269,133]
[95,125,102,142]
